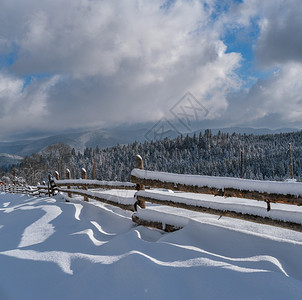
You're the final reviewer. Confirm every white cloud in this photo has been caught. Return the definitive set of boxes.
[4,0,301,137]
[253,64,302,123]
[0,72,61,134]
[230,0,302,67]
[220,63,302,129]
[0,0,243,137]
[200,0,302,129]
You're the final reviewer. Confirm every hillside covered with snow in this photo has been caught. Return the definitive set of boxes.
[1,192,302,299]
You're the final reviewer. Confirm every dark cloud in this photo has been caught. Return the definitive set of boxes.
[255,0,302,67]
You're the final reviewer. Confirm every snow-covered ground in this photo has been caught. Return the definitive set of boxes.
[1,191,302,299]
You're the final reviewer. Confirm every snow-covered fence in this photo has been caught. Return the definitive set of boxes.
[1,168,136,211]
[58,188,136,211]
[131,166,302,206]
[131,155,302,232]
[53,169,136,211]
[54,178,136,190]
[0,184,28,194]
[0,182,54,196]
[36,184,51,196]
[26,186,39,195]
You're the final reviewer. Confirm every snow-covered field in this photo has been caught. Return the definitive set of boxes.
[1,192,302,299]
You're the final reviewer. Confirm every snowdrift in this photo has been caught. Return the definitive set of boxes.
[1,192,302,299]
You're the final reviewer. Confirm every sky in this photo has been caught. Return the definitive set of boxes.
[0,0,302,140]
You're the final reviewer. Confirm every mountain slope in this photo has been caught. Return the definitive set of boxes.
[0,125,299,158]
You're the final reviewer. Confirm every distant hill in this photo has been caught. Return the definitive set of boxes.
[0,153,23,168]
[0,124,300,161]
[0,128,150,157]
[203,127,301,136]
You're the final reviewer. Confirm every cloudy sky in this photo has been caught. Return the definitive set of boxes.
[0,0,302,140]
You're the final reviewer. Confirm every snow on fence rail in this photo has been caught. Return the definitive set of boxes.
[0,184,48,195]
[0,184,26,194]
[131,155,302,232]
[54,179,136,189]
[53,168,136,211]
[54,168,135,190]
[131,168,302,206]
[58,188,136,211]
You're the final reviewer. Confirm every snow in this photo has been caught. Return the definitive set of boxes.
[37,185,48,189]
[55,178,135,187]
[60,188,136,205]
[0,153,23,160]
[136,189,302,225]
[135,206,189,229]
[1,192,302,299]
[132,168,302,196]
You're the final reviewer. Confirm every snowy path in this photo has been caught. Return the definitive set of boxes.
[1,192,302,299]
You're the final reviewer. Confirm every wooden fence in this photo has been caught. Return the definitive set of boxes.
[0,183,51,196]
[2,155,302,233]
[53,168,136,211]
[0,184,26,194]
[131,155,302,232]
[1,168,137,210]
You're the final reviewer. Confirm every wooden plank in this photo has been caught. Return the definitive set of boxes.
[132,214,182,232]
[55,181,136,190]
[58,188,135,211]
[136,194,302,233]
[131,175,302,206]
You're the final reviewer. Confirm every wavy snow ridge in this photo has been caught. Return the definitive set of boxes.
[0,193,302,299]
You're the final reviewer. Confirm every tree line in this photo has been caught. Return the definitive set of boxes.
[2,129,302,185]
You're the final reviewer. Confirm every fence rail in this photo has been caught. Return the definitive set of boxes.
[58,187,135,211]
[54,179,136,190]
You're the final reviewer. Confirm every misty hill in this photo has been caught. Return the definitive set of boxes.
[0,128,148,157]
[0,153,23,168]
[0,125,299,159]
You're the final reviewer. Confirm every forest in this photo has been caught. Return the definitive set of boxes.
[2,129,302,185]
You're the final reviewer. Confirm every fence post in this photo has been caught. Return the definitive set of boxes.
[55,171,60,181]
[289,143,294,179]
[50,172,59,196]
[47,174,51,197]
[81,168,88,201]
[136,155,146,209]
[240,151,243,179]
[66,169,72,198]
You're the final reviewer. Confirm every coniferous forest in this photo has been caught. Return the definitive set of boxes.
[3,130,302,185]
